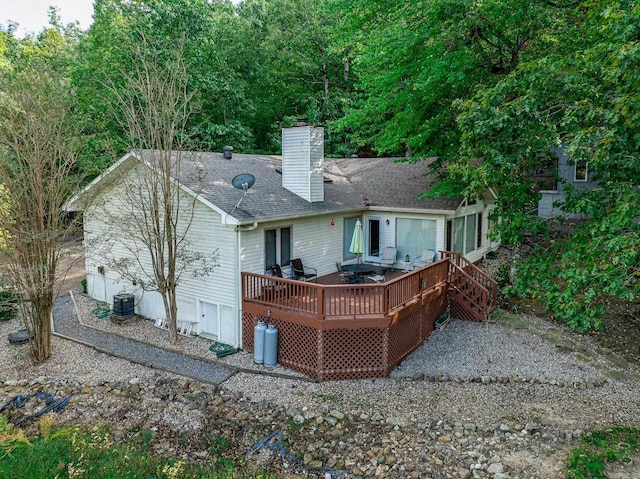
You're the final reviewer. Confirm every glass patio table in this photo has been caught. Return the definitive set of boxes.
[341,263,376,283]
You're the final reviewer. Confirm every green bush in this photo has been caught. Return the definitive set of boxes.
[0,288,17,321]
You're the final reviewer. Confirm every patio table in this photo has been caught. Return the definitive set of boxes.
[341,263,376,283]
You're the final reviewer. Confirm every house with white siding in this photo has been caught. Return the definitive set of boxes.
[66,124,499,348]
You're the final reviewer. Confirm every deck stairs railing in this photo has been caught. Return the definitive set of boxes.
[440,251,498,322]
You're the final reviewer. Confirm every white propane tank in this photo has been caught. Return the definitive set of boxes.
[264,324,278,368]
[253,321,267,364]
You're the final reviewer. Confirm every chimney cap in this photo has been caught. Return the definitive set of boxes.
[295,118,309,127]
[222,145,233,159]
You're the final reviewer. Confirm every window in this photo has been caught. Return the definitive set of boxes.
[396,218,436,261]
[465,214,477,253]
[265,227,291,271]
[452,213,481,254]
[531,155,558,191]
[574,161,588,182]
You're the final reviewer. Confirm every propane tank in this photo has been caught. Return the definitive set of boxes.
[264,324,278,368]
[253,321,267,364]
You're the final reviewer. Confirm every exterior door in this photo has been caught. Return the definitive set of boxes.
[367,218,380,257]
[199,301,219,339]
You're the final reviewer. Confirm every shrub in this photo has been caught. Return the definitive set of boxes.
[0,286,17,321]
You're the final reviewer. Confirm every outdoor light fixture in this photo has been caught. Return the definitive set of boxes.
[386,219,390,226]
[330,218,335,226]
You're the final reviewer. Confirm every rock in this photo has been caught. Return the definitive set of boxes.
[386,417,404,427]
[324,416,338,427]
[487,462,504,474]
[329,410,345,420]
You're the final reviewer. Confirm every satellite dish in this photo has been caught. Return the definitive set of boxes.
[232,173,255,191]
[226,173,256,224]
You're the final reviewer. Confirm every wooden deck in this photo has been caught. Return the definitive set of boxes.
[241,255,497,380]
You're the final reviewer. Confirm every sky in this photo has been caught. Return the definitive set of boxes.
[0,0,95,37]
[1,0,240,38]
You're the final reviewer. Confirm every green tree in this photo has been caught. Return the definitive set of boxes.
[0,29,82,362]
[453,0,640,330]
[335,0,558,158]
[72,0,253,177]
[235,0,354,155]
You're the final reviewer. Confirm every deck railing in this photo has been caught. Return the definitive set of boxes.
[242,259,450,323]
[241,257,492,380]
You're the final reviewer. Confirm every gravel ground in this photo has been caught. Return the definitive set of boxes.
[2,288,640,478]
[389,317,604,384]
[35,291,640,430]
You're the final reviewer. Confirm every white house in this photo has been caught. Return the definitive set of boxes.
[66,125,499,348]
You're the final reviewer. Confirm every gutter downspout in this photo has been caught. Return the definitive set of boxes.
[235,222,258,348]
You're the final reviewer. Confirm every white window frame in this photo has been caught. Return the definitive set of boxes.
[452,213,482,255]
[574,160,588,182]
[265,226,292,271]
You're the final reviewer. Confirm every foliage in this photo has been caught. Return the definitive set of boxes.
[566,426,640,479]
[457,1,640,330]
[72,0,254,174]
[0,27,83,361]
[0,277,17,321]
[0,418,278,478]
[333,0,559,158]
[235,0,355,156]
[0,415,30,458]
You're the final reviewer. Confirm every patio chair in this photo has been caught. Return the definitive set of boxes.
[336,262,354,283]
[412,249,436,269]
[291,258,317,282]
[270,264,284,278]
[379,246,397,271]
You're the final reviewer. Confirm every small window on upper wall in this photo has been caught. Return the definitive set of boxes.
[575,161,588,182]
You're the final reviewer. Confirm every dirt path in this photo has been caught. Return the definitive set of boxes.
[56,240,85,297]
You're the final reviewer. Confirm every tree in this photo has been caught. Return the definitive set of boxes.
[0,48,81,362]
[235,0,354,155]
[334,0,559,158]
[87,40,217,344]
[451,0,640,330]
[72,0,253,174]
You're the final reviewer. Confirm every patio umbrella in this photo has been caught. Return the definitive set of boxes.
[349,219,364,264]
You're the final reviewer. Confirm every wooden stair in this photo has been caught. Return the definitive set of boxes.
[441,251,498,322]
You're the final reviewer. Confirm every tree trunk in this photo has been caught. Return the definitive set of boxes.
[163,286,179,344]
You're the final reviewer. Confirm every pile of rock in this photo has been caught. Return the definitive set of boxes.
[1,375,577,478]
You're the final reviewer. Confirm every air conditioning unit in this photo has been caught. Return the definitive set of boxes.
[113,294,135,317]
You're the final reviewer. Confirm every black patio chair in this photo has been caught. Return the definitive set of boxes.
[291,258,317,282]
[270,264,284,278]
[336,262,354,283]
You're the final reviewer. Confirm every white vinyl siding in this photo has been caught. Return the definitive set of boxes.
[281,126,324,203]
[83,168,240,346]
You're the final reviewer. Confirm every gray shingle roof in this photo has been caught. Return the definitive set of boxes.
[173,151,461,223]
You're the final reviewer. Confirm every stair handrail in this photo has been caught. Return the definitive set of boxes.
[440,251,498,310]
[448,264,489,320]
